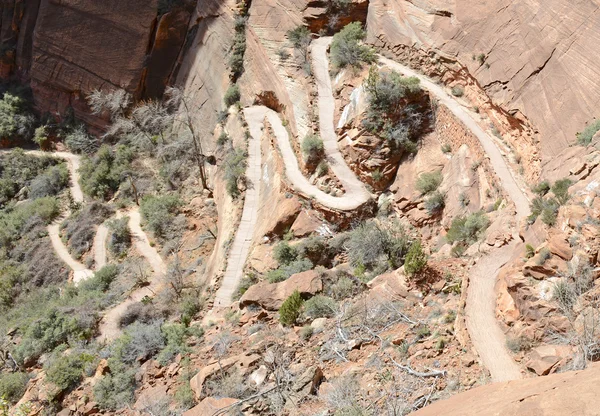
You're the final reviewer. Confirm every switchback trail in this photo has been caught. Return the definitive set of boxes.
[375,51,531,381]
[212,108,263,308]
[98,208,167,341]
[211,43,373,309]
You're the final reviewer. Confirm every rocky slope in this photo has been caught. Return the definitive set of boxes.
[368,0,600,175]
[413,362,600,416]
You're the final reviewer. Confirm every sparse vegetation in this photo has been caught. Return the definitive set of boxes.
[451,86,464,97]
[224,84,241,108]
[552,178,572,205]
[301,134,325,164]
[532,180,551,196]
[304,295,338,319]
[224,147,248,198]
[330,22,375,71]
[525,243,535,259]
[363,66,427,153]
[345,219,409,273]
[287,25,312,66]
[79,145,134,200]
[446,211,490,245]
[0,372,29,404]
[140,194,183,242]
[536,247,552,265]
[61,202,114,258]
[576,119,600,146]
[416,170,443,195]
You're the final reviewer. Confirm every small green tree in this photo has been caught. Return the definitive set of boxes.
[224,84,241,107]
[404,240,427,277]
[301,134,324,163]
[279,290,304,326]
[330,22,375,71]
[552,178,572,205]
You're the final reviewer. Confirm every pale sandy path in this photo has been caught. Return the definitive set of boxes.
[311,37,372,205]
[212,109,262,308]
[98,208,167,341]
[94,223,109,270]
[16,150,97,283]
[373,50,531,381]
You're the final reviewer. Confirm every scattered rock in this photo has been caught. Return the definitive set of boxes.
[184,397,239,416]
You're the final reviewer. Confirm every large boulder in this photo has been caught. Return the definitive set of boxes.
[413,362,600,416]
[239,270,322,310]
[547,233,573,260]
[184,397,239,416]
[525,345,573,376]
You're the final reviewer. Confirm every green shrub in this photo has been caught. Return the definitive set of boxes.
[0,372,29,404]
[301,134,324,163]
[29,164,69,199]
[346,219,408,271]
[217,131,229,146]
[446,211,490,245]
[45,353,92,392]
[79,145,133,199]
[0,150,67,204]
[536,247,552,265]
[65,125,99,155]
[577,119,600,146]
[0,197,61,249]
[224,147,247,198]
[416,171,443,195]
[529,196,560,225]
[552,178,572,205]
[157,323,189,365]
[94,368,137,410]
[266,258,313,283]
[451,86,464,97]
[525,244,535,259]
[274,241,299,265]
[304,295,337,319]
[140,194,182,241]
[224,84,241,107]
[279,290,304,326]
[107,216,131,256]
[300,325,313,341]
[287,26,311,50]
[0,92,35,142]
[441,143,452,154]
[13,308,91,363]
[404,240,427,277]
[362,67,424,151]
[80,264,118,292]
[532,180,550,196]
[330,22,375,71]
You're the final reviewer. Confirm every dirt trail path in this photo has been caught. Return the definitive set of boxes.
[374,52,531,381]
[25,150,97,283]
[211,46,373,309]
[98,208,167,341]
[94,223,109,270]
[212,109,263,308]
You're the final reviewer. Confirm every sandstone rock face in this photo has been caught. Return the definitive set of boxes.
[0,0,193,130]
[414,362,600,416]
[367,0,600,163]
[239,270,322,310]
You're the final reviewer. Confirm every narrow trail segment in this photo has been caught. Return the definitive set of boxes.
[98,208,167,341]
[94,223,109,270]
[374,52,531,381]
[212,109,263,308]
[211,41,373,310]
[33,151,95,283]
